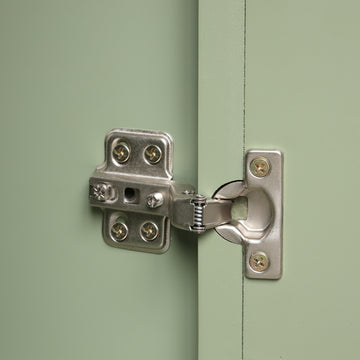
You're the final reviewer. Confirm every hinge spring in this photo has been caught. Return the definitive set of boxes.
[194,205,203,227]
[191,195,206,234]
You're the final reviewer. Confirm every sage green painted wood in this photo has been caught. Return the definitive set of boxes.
[244,1,360,359]
[0,1,198,359]
[198,1,244,359]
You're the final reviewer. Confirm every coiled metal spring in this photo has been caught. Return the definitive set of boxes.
[191,194,206,234]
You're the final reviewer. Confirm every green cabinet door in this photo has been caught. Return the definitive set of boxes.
[0,1,198,359]
[198,1,360,359]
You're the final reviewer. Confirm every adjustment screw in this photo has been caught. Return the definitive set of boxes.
[140,222,159,241]
[113,142,130,164]
[144,145,162,164]
[249,252,269,272]
[146,192,164,208]
[110,221,128,242]
[250,157,271,178]
[92,183,113,202]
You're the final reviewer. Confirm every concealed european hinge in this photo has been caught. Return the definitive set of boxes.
[89,129,283,279]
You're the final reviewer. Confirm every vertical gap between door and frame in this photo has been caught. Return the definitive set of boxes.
[242,2,247,359]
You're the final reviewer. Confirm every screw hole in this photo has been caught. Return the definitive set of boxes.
[124,187,139,204]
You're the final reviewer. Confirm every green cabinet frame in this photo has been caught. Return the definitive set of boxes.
[199,1,360,359]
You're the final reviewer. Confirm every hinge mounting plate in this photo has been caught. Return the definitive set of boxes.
[213,150,283,279]
[89,129,175,254]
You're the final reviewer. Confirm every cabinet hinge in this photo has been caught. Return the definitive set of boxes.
[89,129,283,279]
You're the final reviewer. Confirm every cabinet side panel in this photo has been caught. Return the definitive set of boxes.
[198,1,245,359]
[245,1,360,359]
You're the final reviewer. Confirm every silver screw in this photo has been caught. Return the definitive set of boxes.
[182,189,195,195]
[249,252,269,272]
[144,145,162,164]
[146,192,164,208]
[113,142,130,164]
[92,183,113,202]
[250,157,271,178]
[140,222,159,241]
[110,221,128,242]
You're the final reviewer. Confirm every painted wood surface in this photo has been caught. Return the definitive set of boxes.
[244,1,360,358]
[0,1,198,359]
[198,1,245,359]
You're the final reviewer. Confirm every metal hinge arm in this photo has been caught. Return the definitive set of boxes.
[90,177,233,233]
[169,185,232,233]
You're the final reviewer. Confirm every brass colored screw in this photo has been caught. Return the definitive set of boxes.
[113,142,130,164]
[250,157,271,178]
[140,222,159,241]
[144,145,162,164]
[111,221,128,242]
[249,252,269,272]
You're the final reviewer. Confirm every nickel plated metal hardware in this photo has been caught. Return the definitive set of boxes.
[89,129,283,279]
